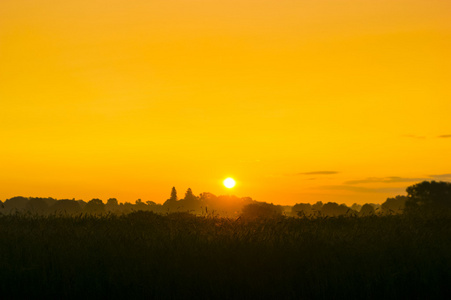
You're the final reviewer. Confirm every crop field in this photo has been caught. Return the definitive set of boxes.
[0,212,450,299]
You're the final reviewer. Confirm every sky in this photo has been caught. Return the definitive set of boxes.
[1,0,450,206]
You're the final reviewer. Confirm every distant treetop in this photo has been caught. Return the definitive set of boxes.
[170,187,178,201]
[406,181,451,213]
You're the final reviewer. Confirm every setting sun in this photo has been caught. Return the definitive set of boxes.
[0,1,450,298]
[223,178,236,189]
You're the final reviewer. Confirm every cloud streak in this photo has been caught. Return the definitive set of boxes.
[320,185,405,194]
[297,171,339,175]
[438,134,451,138]
[318,174,451,196]
[430,173,451,180]
[344,176,428,185]
[345,174,451,185]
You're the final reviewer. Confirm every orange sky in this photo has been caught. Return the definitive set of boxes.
[1,0,450,206]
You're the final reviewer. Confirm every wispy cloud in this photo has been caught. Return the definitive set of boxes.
[344,176,428,185]
[320,185,405,193]
[438,134,451,138]
[430,173,451,180]
[321,174,451,196]
[297,171,339,175]
[345,174,451,185]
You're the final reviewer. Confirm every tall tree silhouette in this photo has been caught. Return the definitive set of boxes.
[170,187,178,201]
[163,187,179,212]
[184,188,197,201]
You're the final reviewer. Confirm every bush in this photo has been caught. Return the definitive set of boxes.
[241,202,283,220]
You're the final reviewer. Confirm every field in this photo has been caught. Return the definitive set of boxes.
[1,212,450,299]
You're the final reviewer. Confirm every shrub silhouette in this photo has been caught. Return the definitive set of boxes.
[241,202,283,220]
[49,200,82,215]
[292,203,314,217]
[359,204,375,216]
[321,202,349,217]
[25,198,49,214]
[3,196,29,213]
[381,195,407,215]
[84,199,105,215]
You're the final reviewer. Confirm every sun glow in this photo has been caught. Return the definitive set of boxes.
[223,178,236,189]
[0,0,450,205]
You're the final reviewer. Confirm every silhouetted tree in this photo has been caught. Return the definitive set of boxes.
[120,202,134,214]
[321,202,349,217]
[148,202,164,214]
[106,198,119,213]
[312,201,323,213]
[49,200,82,215]
[405,181,451,213]
[26,198,49,214]
[184,188,197,202]
[381,195,407,215]
[77,200,87,209]
[135,199,148,211]
[351,203,362,212]
[42,198,57,207]
[359,204,375,216]
[170,187,178,201]
[241,202,283,220]
[369,203,381,212]
[3,197,29,213]
[163,187,180,212]
[107,198,118,206]
[177,188,201,213]
[292,203,314,217]
[84,199,105,215]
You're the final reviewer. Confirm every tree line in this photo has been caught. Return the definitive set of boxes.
[1,181,450,218]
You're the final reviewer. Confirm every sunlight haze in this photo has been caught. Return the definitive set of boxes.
[1,0,450,205]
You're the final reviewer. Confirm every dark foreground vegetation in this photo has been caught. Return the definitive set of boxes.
[1,212,450,299]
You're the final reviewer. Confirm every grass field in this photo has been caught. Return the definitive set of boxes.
[0,212,450,299]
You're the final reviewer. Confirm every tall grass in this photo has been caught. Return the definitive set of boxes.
[0,212,450,299]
